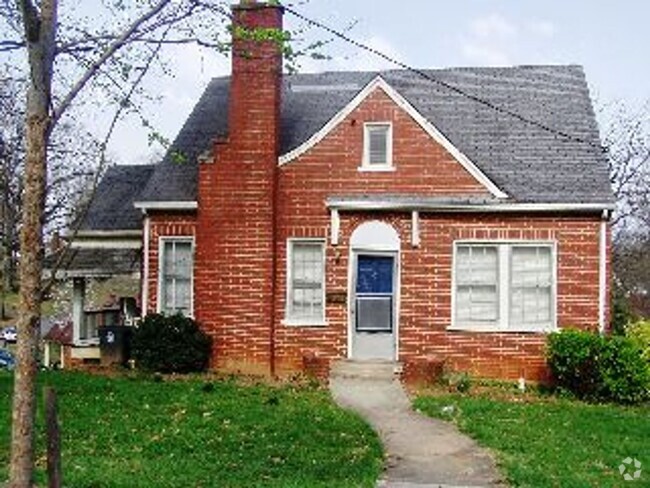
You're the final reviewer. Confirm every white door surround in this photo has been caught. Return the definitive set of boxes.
[348,221,401,360]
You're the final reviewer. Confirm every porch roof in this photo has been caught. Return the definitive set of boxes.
[44,248,141,279]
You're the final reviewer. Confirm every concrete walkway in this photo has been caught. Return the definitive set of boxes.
[330,363,503,487]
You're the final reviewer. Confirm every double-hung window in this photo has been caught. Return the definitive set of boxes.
[361,123,393,170]
[510,246,553,328]
[159,238,193,316]
[455,246,499,326]
[453,242,555,332]
[286,240,325,324]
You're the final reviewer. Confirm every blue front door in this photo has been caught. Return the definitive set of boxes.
[351,253,397,360]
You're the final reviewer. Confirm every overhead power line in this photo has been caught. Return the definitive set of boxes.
[284,5,606,153]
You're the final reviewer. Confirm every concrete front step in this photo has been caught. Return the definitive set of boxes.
[330,359,402,380]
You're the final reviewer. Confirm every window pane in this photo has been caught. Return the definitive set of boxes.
[455,245,499,325]
[289,242,324,321]
[510,246,553,327]
[160,240,193,315]
[367,126,389,165]
[175,242,192,279]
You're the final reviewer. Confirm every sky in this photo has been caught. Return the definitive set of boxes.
[99,0,650,165]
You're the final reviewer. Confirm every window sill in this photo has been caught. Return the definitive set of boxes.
[447,325,557,334]
[358,165,395,172]
[282,319,329,328]
[73,338,100,347]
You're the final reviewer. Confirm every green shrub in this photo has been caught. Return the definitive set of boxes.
[547,330,605,400]
[131,314,212,374]
[547,329,649,404]
[600,336,650,404]
[626,320,650,362]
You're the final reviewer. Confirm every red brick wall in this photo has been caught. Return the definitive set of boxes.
[280,88,491,201]
[274,211,606,381]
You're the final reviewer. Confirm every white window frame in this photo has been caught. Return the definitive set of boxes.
[450,240,557,333]
[157,236,195,317]
[284,238,327,326]
[360,122,394,171]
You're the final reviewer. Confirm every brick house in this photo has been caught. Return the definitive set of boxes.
[61,1,614,380]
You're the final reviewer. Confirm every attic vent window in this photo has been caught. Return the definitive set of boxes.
[361,122,393,171]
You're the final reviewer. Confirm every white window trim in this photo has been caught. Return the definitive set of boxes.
[360,122,394,171]
[449,240,558,333]
[157,236,195,317]
[283,238,328,327]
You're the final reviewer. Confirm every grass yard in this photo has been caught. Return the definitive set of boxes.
[1,371,382,487]
[415,393,649,487]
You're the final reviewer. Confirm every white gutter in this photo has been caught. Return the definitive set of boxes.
[327,200,616,213]
[598,210,610,333]
[142,215,150,318]
[133,201,198,212]
[74,230,142,238]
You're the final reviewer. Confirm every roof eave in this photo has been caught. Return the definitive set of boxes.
[326,198,615,214]
[133,201,198,212]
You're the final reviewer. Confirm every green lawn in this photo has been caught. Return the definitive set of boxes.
[1,371,382,487]
[415,393,649,487]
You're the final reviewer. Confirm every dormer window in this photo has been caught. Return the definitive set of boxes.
[361,122,393,171]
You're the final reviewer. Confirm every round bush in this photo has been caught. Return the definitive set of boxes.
[547,329,650,404]
[131,314,212,374]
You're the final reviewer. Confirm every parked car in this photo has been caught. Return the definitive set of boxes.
[1,326,17,343]
[0,349,15,370]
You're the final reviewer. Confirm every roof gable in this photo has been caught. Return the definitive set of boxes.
[134,65,613,206]
[279,76,507,198]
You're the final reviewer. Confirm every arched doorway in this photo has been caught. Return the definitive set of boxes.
[348,221,400,360]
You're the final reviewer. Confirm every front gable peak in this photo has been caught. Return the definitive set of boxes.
[278,75,508,199]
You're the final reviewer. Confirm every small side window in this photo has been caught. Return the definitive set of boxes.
[286,240,326,324]
[362,123,393,170]
[159,239,194,316]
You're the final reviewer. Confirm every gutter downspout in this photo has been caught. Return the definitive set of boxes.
[142,214,150,317]
[598,210,609,334]
[270,163,279,378]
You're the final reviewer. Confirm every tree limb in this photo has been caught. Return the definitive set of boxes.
[51,0,172,128]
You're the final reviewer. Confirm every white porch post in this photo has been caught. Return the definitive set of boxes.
[411,210,421,247]
[331,209,340,246]
[43,342,50,368]
[72,277,86,344]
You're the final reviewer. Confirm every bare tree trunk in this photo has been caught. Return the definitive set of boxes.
[9,93,49,488]
[45,387,62,488]
[10,1,57,486]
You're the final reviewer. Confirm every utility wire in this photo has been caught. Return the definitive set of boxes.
[285,5,607,153]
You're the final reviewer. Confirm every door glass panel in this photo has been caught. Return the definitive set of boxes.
[356,256,394,294]
[355,255,394,332]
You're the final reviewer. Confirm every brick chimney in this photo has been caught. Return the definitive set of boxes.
[196,1,284,374]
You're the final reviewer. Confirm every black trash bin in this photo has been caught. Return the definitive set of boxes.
[99,326,133,367]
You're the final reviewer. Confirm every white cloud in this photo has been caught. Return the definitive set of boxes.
[528,20,556,38]
[460,14,557,67]
[300,35,402,73]
[470,14,518,40]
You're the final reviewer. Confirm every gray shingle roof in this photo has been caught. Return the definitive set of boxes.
[44,248,141,277]
[137,65,613,205]
[81,164,155,231]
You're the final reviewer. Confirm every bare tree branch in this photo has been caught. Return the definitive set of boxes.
[51,0,172,127]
